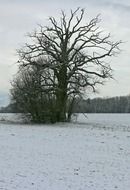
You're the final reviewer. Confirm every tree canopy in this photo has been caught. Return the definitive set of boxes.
[11,8,121,123]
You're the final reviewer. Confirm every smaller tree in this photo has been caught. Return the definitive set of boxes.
[11,63,56,123]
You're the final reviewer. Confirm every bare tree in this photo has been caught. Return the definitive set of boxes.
[11,63,57,122]
[15,8,121,122]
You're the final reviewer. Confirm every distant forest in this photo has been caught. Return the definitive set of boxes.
[73,95,130,113]
[1,95,130,113]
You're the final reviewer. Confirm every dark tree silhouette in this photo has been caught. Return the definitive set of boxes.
[13,8,121,122]
[11,63,57,122]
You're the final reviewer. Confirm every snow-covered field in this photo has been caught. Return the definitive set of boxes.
[0,113,130,190]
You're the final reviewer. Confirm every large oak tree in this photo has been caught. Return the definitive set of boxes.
[12,8,121,122]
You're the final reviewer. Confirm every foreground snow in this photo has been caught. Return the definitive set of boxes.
[0,114,130,190]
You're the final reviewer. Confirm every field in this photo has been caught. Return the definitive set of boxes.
[0,113,130,190]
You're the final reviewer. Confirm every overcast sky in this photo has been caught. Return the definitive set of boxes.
[0,0,130,105]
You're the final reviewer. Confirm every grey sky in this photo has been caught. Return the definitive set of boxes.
[0,0,130,105]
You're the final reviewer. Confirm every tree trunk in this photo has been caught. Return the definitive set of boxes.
[56,65,68,122]
[56,89,67,122]
[67,97,75,122]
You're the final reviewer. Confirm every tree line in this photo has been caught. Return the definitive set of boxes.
[1,95,130,114]
[73,95,130,113]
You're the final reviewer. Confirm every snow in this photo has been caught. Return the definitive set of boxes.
[0,113,130,190]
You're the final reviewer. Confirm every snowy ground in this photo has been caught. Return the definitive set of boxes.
[0,113,130,190]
